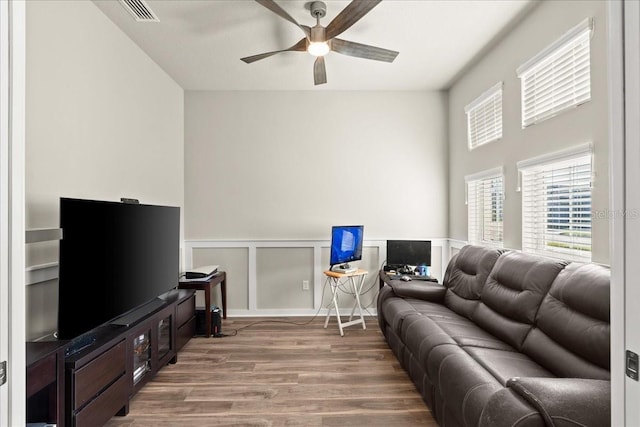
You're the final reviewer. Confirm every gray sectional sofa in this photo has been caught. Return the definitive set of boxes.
[377,244,610,427]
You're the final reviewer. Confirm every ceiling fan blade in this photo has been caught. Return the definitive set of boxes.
[314,56,327,85]
[331,38,398,62]
[325,0,382,41]
[255,0,310,38]
[241,38,307,64]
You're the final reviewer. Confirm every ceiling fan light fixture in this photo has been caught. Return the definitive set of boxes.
[242,0,398,85]
[308,41,330,57]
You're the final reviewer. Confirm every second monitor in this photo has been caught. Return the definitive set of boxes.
[386,240,432,274]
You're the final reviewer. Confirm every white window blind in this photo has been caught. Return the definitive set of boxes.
[465,82,503,149]
[517,18,593,128]
[466,168,504,246]
[519,144,592,262]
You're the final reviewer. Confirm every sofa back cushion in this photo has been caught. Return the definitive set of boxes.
[522,262,610,379]
[442,245,504,319]
[472,251,567,350]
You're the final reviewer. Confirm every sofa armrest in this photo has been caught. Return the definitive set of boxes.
[391,282,446,302]
[506,377,610,427]
[376,283,446,335]
[377,284,396,333]
[479,388,546,427]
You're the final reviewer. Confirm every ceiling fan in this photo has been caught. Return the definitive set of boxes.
[241,0,399,85]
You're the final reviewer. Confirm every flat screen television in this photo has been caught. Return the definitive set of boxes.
[57,197,180,340]
[386,240,432,272]
[330,225,364,272]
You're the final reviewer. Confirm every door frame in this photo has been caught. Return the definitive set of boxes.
[608,1,640,426]
[622,1,640,425]
[0,0,25,425]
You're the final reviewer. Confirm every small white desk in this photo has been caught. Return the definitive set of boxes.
[323,269,368,336]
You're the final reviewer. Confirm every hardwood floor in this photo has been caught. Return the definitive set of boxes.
[104,316,437,426]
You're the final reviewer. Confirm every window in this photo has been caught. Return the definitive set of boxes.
[518,143,592,262]
[517,18,593,128]
[466,167,504,246]
[465,82,503,149]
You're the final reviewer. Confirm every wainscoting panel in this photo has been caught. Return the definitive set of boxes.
[184,238,454,317]
[256,247,314,310]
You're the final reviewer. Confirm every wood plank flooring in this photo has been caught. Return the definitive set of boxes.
[104,316,438,427]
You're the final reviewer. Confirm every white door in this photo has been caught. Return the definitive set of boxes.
[624,1,640,426]
[0,0,25,425]
[0,2,7,422]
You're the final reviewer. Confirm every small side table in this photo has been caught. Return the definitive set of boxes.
[323,269,368,336]
[178,271,227,338]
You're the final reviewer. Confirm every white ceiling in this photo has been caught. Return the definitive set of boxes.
[92,0,538,91]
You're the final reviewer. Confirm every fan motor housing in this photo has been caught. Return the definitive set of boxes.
[310,1,326,19]
[310,25,326,43]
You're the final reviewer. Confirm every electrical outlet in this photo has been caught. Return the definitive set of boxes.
[302,280,310,291]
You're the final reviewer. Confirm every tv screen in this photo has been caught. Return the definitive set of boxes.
[330,225,364,267]
[386,240,432,268]
[57,198,180,340]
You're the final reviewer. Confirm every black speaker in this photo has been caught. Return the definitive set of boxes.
[195,306,222,337]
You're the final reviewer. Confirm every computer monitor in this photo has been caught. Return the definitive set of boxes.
[330,225,364,273]
[386,240,432,273]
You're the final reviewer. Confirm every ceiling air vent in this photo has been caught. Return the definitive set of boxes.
[119,0,159,22]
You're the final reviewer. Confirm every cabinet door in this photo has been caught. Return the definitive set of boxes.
[153,305,175,369]
[176,294,196,352]
[129,323,152,393]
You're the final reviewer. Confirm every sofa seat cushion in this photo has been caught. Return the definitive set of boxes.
[401,314,457,363]
[381,296,463,337]
[430,316,515,351]
[464,347,555,386]
[399,306,516,372]
[411,299,461,319]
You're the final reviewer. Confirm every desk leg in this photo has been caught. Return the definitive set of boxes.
[205,284,212,337]
[323,279,344,336]
[348,276,366,330]
[348,276,358,321]
[323,277,333,330]
[221,275,227,319]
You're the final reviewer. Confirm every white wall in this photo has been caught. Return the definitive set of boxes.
[25,0,184,340]
[448,0,610,264]
[184,90,448,312]
[185,91,448,240]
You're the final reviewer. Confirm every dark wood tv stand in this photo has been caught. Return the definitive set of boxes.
[26,288,196,427]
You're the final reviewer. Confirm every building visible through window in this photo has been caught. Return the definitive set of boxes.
[519,144,592,262]
[466,168,504,246]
